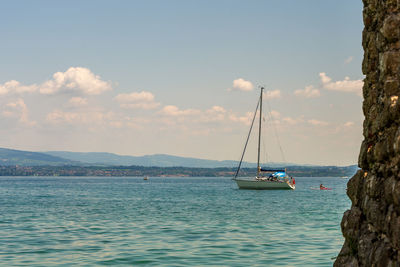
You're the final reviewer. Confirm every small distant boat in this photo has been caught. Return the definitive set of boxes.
[143,176,148,180]
[233,87,295,190]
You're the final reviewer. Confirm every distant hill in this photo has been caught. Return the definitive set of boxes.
[0,148,77,166]
[44,151,263,168]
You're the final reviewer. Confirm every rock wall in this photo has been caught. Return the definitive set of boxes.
[334,1,400,266]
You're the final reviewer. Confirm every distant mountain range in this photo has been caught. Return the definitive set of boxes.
[0,147,358,175]
[0,147,359,177]
[0,147,265,168]
[44,151,261,168]
[0,148,78,166]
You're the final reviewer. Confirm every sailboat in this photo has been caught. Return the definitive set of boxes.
[233,87,295,190]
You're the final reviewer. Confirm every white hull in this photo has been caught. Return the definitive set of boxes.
[234,178,295,190]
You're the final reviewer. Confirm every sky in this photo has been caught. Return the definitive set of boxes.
[0,0,364,166]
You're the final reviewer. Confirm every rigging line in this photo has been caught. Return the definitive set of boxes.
[264,97,286,163]
[233,97,260,179]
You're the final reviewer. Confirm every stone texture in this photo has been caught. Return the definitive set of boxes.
[334,1,400,266]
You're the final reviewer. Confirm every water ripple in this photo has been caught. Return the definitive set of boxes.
[0,176,349,266]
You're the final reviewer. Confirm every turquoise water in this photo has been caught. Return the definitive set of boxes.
[0,176,350,266]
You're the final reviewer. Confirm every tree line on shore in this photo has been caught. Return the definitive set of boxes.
[0,164,358,177]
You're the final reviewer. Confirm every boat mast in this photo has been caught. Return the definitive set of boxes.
[257,87,264,176]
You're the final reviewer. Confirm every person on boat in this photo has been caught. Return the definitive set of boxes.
[320,184,326,190]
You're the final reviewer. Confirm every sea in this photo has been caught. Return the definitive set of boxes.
[0,176,350,266]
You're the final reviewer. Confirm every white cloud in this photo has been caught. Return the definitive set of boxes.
[157,105,228,127]
[46,109,115,125]
[0,86,7,95]
[229,112,254,125]
[264,89,281,99]
[320,72,332,84]
[269,110,281,119]
[159,105,200,116]
[0,80,38,95]
[46,110,80,124]
[319,72,363,95]
[344,121,354,127]
[202,106,227,122]
[282,117,301,125]
[158,103,250,127]
[344,56,353,64]
[68,97,88,107]
[115,91,154,102]
[114,91,160,110]
[294,73,362,98]
[45,108,150,130]
[207,105,226,114]
[308,119,328,126]
[2,98,36,126]
[294,85,320,98]
[0,67,112,96]
[228,78,254,91]
[40,67,112,95]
